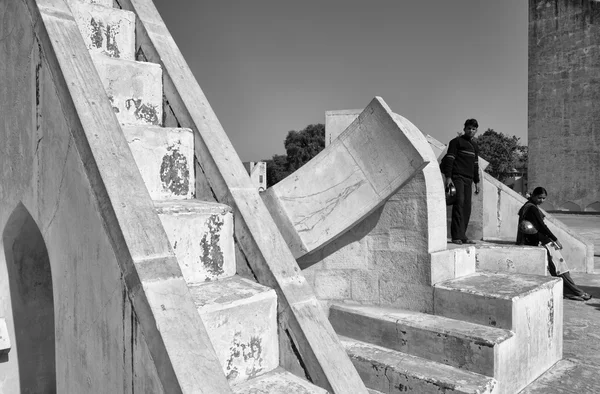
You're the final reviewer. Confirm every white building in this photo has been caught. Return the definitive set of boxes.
[243,161,267,192]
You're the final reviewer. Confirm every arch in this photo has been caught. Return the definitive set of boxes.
[558,201,581,212]
[2,203,56,393]
[539,201,555,211]
[585,201,600,212]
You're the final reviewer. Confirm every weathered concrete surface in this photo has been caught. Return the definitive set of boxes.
[529,0,600,212]
[430,246,476,284]
[123,125,195,200]
[66,0,113,7]
[125,0,368,391]
[471,243,548,276]
[329,303,514,378]
[92,54,163,125]
[155,200,235,284]
[434,272,562,393]
[299,106,446,313]
[232,367,328,394]
[0,0,230,392]
[190,276,279,385]
[263,97,429,259]
[340,336,498,394]
[70,2,136,60]
[521,264,600,393]
[482,173,594,272]
[0,318,10,355]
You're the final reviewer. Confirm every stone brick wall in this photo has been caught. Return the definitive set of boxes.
[528,0,600,211]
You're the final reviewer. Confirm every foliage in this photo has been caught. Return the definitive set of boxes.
[263,123,325,187]
[284,124,325,172]
[472,128,527,182]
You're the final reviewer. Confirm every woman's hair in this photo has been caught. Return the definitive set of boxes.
[531,187,548,197]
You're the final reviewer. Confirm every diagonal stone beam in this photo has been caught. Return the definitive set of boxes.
[262,97,429,259]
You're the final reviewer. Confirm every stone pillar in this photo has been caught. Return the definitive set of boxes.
[529,0,600,211]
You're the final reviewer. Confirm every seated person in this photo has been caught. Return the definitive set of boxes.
[517,187,591,301]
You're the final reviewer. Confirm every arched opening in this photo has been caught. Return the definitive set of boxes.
[585,201,600,212]
[3,203,56,393]
[539,201,555,212]
[558,201,581,212]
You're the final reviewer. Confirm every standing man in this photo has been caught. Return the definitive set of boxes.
[442,119,480,245]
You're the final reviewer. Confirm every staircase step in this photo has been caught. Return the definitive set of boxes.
[340,336,497,394]
[155,200,235,284]
[434,272,560,330]
[70,2,135,60]
[67,0,114,7]
[232,367,327,394]
[189,276,279,385]
[91,54,163,126]
[123,125,195,200]
[434,272,563,393]
[329,303,514,377]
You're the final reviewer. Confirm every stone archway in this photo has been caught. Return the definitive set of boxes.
[3,203,56,393]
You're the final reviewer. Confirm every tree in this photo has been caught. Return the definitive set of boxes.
[263,123,326,187]
[284,124,325,172]
[473,128,526,182]
[263,154,290,187]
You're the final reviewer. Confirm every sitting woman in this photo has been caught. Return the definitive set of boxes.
[516,187,592,301]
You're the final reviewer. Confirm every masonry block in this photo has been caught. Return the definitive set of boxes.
[123,125,194,200]
[434,272,563,393]
[189,276,279,385]
[0,318,10,355]
[232,367,327,394]
[340,337,497,394]
[330,304,514,378]
[71,3,135,60]
[314,270,352,300]
[155,200,235,284]
[430,246,476,285]
[66,0,113,8]
[475,245,548,276]
[91,54,163,126]
[351,270,380,303]
[379,280,433,313]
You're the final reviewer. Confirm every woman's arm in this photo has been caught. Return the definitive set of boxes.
[529,207,557,242]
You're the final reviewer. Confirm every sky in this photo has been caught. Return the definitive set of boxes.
[154,0,528,162]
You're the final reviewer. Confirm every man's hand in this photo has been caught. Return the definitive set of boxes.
[474,183,480,195]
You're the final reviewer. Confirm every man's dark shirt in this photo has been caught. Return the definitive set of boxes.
[441,135,480,183]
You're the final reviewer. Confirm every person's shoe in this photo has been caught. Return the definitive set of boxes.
[462,239,476,244]
[451,239,463,245]
[582,293,593,301]
[564,294,586,301]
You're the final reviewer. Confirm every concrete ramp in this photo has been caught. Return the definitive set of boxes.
[262,97,429,259]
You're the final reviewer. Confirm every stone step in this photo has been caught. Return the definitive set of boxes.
[155,200,235,284]
[189,276,279,385]
[434,272,563,393]
[66,0,114,7]
[232,367,327,394]
[329,303,514,377]
[340,336,498,394]
[123,125,195,200]
[91,54,163,126]
[70,2,135,60]
[473,243,548,276]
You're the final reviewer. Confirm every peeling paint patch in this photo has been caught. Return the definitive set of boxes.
[225,332,264,381]
[159,145,189,195]
[104,24,121,58]
[90,18,104,49]
[200,214,225,279]
[125,98,159,125]
[548,296,555,339]
[108,96,119,113]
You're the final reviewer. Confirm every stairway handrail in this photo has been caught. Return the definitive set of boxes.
[117,0,368,392]
[26,0,231,392]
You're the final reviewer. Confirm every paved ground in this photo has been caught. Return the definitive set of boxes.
[520,213,600,394]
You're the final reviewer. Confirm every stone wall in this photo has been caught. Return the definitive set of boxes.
[0,1,225,391]
[301,111,446,313]
[529,0,600,211]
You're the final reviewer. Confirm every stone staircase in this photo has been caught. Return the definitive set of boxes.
[66,0,326,392]
[329,267,563,394]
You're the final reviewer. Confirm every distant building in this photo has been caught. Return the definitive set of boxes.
[243,161,267,192]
